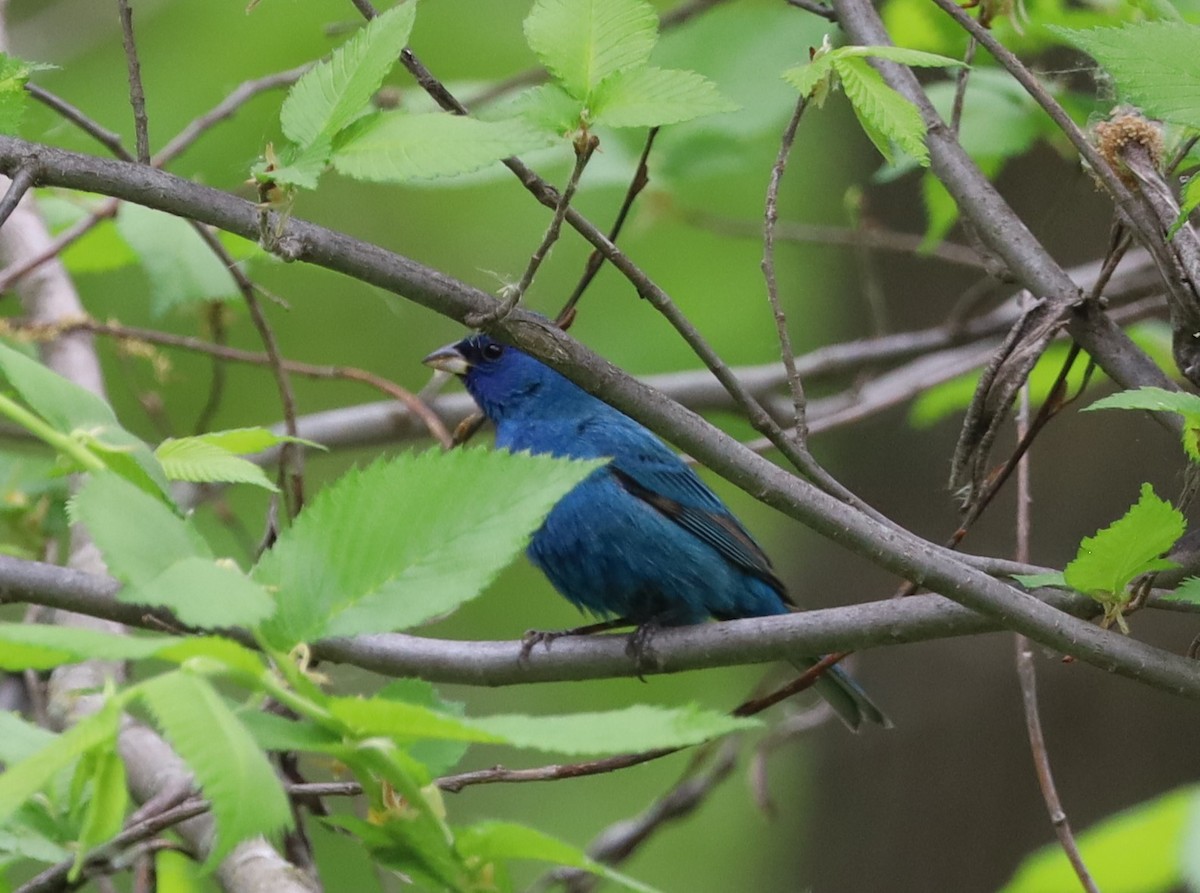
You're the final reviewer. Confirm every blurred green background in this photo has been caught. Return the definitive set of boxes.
[7,0,1200,890]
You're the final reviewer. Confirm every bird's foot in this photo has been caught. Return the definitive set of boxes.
[519,628,566,663]
[626,622,662,681]
[519,618,632,664]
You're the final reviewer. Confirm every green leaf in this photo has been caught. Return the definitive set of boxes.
[1063,483,1185,606]
[326,695,505,745]
[69,749,128,882]
[331,111,551,183]
[783,55,837,105]
[115,204,239,315]
[0,824,71,865]
[0,711,57,765]
[72,473,203,586]
[456,821,659,893]
[236,711,342,754]
[837,56,928,165]
[154,635,267,682]
[0,53,44,134]
[256,136,334,191]
[182,427,322,455]
[254,449,605,647]
[280,2,417,146]
[1176,172,1200,236]
[155,437,279,492]
[1161,575,1200,606]
[135,671,292,870]
[377,680,470,776]
[472,704,759,756]
[0,700,120,827]
[834,45,965,68]
[590,66,737,128]
[1054,22,1200,130]
[0,622,172,670]
[1002,785,1198,893]
[524,0,657,100]
[1012,571,1068,590]
[1084,386,1200,417]
[511,82,586,135]
[126,557,276,629]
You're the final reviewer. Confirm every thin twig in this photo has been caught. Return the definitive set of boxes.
[26,85,132,161]
[683,209,988,269]
[762,96,810,440]
[949,38,977,135]
[784,0,838,21]
[15,799,209,893]
[469,134,599,327]
[116,0,150,165]
[193,302,229,434]
[1011,328,1097,892]
[16,315,452,446]
[154,64,311,167]
[556,127,660,326]
[188,225,306,512]
[0,167,35,229]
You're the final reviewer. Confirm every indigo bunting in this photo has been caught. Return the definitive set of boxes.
[424,334,888,730]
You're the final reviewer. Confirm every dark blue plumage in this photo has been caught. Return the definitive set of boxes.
[424,334,888,730]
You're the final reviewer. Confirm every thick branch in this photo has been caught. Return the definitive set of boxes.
[0,554,1196,692]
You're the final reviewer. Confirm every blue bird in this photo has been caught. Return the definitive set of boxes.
[424,334,888,730]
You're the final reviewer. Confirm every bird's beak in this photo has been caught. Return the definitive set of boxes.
[422,343,472,376]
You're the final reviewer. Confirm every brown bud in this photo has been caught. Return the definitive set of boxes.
[1094,112,1164,186]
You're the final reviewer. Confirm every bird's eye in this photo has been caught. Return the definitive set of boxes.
[482,343,504,361]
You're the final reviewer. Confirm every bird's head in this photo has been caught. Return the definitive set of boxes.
[423,334,574,423]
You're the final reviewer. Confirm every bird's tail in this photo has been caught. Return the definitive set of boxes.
[792,657,891,732]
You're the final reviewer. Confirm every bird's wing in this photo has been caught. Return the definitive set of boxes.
[609,462,793,605]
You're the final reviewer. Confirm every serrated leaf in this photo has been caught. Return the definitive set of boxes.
[377,680,470,776]
[116,204,239,315]
[835,45,965,68]
[154,635,267,682]
[1064,483,1185,602]
[0,622,172,670]
[184,427,322,456]
[524,0,657,100]
[1085,386,1200,417]
[69,749,127,881]
[0,824,71,865]
[456,821,660,893]
[1002,785,1197,893]
[0,53,39,134]
[472,704,759,756]
[511,83,585,135]
[591,66,737,128]
[125,557,275,629]
[155,437,278,492]
[254,449,606,647]
[280,3,417,146]
[135,671,291,870]
[327,695,505,745]
[0,700,120,827]
[783,55,837,104]
[236,711,342,754]
[255,135,333,191]
[1012,571,1068,590]
[836,57,929,165]
[1162,575,1200,606]
[331,111,552,183]
[73,473,205,585]
[1054,22,1200,130]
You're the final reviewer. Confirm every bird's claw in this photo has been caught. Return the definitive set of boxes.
[519,628,562,664]
[625,622,661,681]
